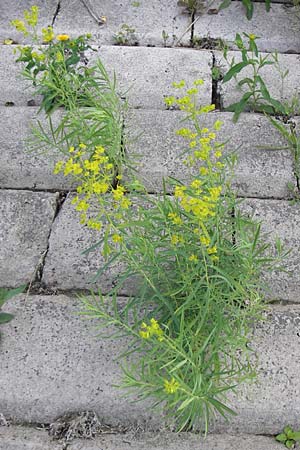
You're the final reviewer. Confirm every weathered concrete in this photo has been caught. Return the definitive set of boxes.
[0,427,284,450]
[0,294,159,428]
[0,107,72,190]
[125,110,295,198]
[54,0,191,47]
[193,1,300,54]
[215,50,300,110]
[0,0,58,44]
[97,46,212,109]
[0,295,300,434]
[0,46,37,106]
[240,198,300,302]
[0,190,58,287]
[42,195,126,292]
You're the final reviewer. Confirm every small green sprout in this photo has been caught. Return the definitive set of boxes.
[276,426,300,448]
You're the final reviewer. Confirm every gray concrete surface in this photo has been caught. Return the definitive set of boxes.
[0,295,300,434]
[0,190,58,287]
[215,51,300,110]
[193,1,300,53]
[41,195,130,292]
[240,198,300,302]
[0,427,284,450]
[125,109,295,198]
[0,0,58,44]
[97,46,212,109]
[0,108,72,190]
[54,0,191,47]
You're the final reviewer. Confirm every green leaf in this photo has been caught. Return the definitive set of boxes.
[222,61,249,83]
[0,312,14,324]
[265,0,271,11]
[0,285,27,307]
[218,0,232,10]
[232,91,253,122]
[291,432,300,441]
[242,0,254,19]
[276,433,288,443]
[285,440,295,449]
[256,75,271,101]
[235,33,244,50]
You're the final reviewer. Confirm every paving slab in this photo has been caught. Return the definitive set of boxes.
[0,427,284,450]
[97,46,212,109]
[240,198,300,302]
[193,1,300,53]
[0,295,300,434]
[0,107,72,190]
[54,0,191,47]
[42,195,129,292]
[215,50,300,110]
[0,0,58,44]
[0,190,58,287]
[125,109,295,198]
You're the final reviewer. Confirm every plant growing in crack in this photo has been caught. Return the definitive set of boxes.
[222,32,300,199]
[276,425,300,449]
[113,24,138,46]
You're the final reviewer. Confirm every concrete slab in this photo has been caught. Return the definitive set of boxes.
[0,107,72,190]
[41,195,126,292]
[239,198,300,302]
[0,190,58,287]
[0,46,37,107]
[1,295,300,434]
[97,46,213,109]
[54,0,191,47]
[0,0,58,44]
[193,1,300,54]
[125,110,295,198]
[215,51,300,110]
[0,427,284,450]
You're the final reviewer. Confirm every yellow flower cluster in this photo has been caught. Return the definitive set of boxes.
[11,6,39,35]
[42,26,55,42]
[164,377,180,394]
[139,318,164,341]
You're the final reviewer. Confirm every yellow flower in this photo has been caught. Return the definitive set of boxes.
[214,120,223,131]
[53,160,64,174]
[87,220,102,231]
[24,5,39,27]
[208,246,217,255]
[11,19,28,35]
[193,79,204,86]
[200,236,210,247]
[190,179,202,190]
[168,212,182,225]
[76,200,89,212]
[139,318,163,341]
[199,167,208,176]
[189,254,198,262]
[215,150,222,158]
[164,378,180,394]
[56,34,70,41]
[187,88,198,95]
[112,234,122,243]
[79,143,87,149]
[112,185,125,201]
[42,26,54,42]
[92,181,109,194]
[249,33,257,41]
[56,51,64,62]
[172,80,185,88]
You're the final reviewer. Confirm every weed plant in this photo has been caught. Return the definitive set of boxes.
[222,33,300,193]
[12,7,285,432]
[57,83,283,431]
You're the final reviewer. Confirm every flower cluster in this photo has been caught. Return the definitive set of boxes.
[164,377,180,394]
[139,318,164,341]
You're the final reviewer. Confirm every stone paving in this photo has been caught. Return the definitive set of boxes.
[1,0,300,448]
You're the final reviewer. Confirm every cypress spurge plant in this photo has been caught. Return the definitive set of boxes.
[55,81,284,431]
